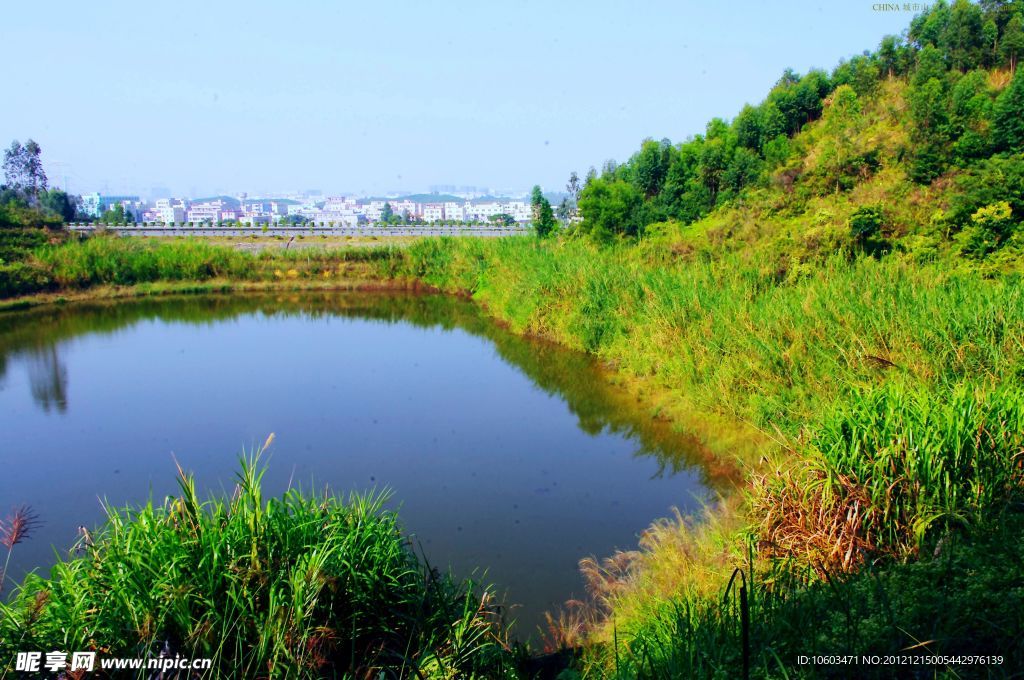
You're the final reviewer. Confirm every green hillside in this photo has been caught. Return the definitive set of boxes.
[386,1,1024,676]
[570,2,1024,276]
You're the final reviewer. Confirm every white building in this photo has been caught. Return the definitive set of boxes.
[307,212,358,228]
[144,198,186,223]
[506,200,532,223]
[80,193,142,219]
[466,201,503,221]
[443,202,465,221]
[324,196,357,212]
[186,200,232,224]
[422,204,444,222]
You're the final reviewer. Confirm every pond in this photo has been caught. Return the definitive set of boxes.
[0,293,721,637]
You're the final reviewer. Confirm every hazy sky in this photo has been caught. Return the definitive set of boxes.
[3,1,912,197]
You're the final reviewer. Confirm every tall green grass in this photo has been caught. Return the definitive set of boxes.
[0,232,406,297]
[755,383,1024,570]
[584,512,1024,679]
[35,235,259,287]
[389,236,1024,678]
[393,237,1024,435]
[557,384,1024,678]
[0,442,518,678]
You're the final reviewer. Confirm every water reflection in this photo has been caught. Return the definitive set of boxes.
[0,292,727,636]
[0,293,727,486]
[25,346,69,413]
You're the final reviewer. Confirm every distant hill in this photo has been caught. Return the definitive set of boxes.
[467,195,521,204]
[191,196,241,208]
[397,193,464,203]
[248,197,300,205]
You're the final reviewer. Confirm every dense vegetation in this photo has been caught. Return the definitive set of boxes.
[378,2,1024,676]
[2,1,1024,677]
[0,444,519,678]
[571,0,1024,258]
[0,234,406,299]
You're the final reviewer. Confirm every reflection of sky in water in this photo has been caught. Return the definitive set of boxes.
[0,295,713,638]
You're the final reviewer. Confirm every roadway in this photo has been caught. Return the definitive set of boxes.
[66,224,533,238]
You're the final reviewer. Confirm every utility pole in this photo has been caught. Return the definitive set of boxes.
[48,161,71,192]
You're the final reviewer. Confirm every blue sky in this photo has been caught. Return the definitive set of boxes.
[2,1,913,197]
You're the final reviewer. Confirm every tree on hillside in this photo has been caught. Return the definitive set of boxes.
[698,139,728,204]
[908,74,953,182]
[531,185,556,238]
[948,70,995,161]
[994,67,1024,151]
[3,140,48,202]
[1001,13,1024,72]
[634,139,671,198]
[819,85,865,192]
[578,177,644,240]
[913,44,950,86]
[944,0,986,71]
[724,147,762,196]
[878,35,909,77]
[556,198,572,222]
[733,104,762,151]
[564,171,581,221]
[566,171,581,203]
[832,54,880,96]
[759,102,788,149]
[910,0,951,49]
[983,19,999,66]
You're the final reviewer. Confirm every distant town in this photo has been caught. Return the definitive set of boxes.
[77,187,549,227]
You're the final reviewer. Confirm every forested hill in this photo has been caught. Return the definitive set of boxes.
[575,0,1024,271]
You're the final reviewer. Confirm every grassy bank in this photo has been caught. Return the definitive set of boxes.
[389,237,1023,436]
[380,235,1024,677]
[3,231,1023,676]
[0,231,406,299]
[0,441,520,678]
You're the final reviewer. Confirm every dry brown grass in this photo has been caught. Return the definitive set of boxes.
[1,505,42,596]
[750,465,876,576]
[543,499,745,651]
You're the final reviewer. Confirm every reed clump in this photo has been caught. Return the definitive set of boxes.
[394,236,1024,437]
[579,512,1024,679]
[0,505,40,597]
[0,232,407,297]
[0,442,518,678]
[753,383,1024,573]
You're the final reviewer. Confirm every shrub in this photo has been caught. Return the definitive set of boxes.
[0,450,517,678]
[848,205,884,246]
[754,383,1024,571]
[0,261,51,297]
[958,201,1020,258]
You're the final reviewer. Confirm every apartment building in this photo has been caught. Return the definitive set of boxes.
[80,193,142,218]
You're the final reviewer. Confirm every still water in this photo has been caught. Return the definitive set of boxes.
[0,293,717,636]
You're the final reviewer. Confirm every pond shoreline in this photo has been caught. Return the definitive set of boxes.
[5,232,1021,674]
[0,272,754,483]
[0,281,746,664]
